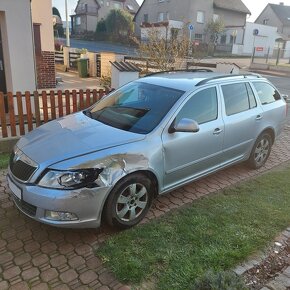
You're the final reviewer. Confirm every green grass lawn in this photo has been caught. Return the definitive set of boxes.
[0,153,9,169]
[98,165,290,290]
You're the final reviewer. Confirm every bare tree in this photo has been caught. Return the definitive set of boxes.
[139,25,206,72]
[204,18,225,53]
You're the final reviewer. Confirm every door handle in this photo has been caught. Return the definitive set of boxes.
[213,128,223,135]
[256,115,263,120]
[0,61,3,71]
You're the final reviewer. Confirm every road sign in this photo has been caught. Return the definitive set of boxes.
[188,24,194,31]
[253,29,259,36]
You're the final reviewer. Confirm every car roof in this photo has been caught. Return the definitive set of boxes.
[138,71,265,92]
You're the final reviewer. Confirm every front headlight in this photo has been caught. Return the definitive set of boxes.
[38,168,103,189]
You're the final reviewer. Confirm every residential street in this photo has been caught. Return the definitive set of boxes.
[65,38,138,55]
[0,78,290,289]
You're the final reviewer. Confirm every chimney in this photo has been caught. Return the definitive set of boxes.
[279,2,284,5]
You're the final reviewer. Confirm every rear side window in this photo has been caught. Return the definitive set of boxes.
[252,82,281,105]
[222,83,256,116]
[176,87,218,124]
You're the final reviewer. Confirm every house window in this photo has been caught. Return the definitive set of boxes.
[127,4,134,12]
[197,11,205,23]
[76,16,81,26]
[33,23,42,57]
[144,14,149,23]
[220,34,226,44]
[158,0,165,2]
[114,3,121,9]
[195,34,203,41]
[107,1,110,7]
[213,14,219,21]
[157,12,168,22]
[171,28,179,40]
[100,0,104,5]
[263,19,268,25]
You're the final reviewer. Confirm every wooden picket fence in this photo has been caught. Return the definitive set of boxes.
[0,89,109,139]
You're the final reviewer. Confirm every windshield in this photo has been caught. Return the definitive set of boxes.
[88,82,185,134]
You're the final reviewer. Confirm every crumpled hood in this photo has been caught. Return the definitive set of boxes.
[17,112,145,165]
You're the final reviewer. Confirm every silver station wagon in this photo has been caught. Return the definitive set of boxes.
[7,72,287,229]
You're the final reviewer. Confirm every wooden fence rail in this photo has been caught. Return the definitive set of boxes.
[0,89,109,139]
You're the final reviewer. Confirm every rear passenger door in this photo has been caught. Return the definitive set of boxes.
[221,82,264,163]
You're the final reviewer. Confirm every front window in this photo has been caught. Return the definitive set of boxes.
[88,82,185,134]
[144,14,149,23]
[114,2,121,9]
[176,87,218,124]
[197,11,205,24]
[76,17,81,26]
[157,12,168,22]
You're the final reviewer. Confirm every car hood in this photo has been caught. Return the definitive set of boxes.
[17,112,145,165]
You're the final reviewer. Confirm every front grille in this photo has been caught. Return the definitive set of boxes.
[9,151,37,182]
[13,196,37,217]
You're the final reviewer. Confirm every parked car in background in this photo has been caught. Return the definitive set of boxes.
[7,72,287,229]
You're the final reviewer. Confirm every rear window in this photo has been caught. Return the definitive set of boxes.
[253,82,281,105]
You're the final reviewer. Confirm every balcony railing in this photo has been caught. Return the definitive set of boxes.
[76,6,98,15]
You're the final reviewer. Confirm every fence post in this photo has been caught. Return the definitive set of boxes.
[25,92,33,132]
[266,47,270,64]
[0,92,8,138]
[63,46,70,68]
[8,92,16,137]
[33,91,41,127]
[251,47,256,64]
[276,48,281,66]
[16,92,25,136]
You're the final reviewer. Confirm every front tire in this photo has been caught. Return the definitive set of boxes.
[247,133,272,169]
[104,173,153,229]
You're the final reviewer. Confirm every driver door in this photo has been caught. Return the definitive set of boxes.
[161,86,224,190]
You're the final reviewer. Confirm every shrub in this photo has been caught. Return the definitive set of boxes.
[191,271,248,290]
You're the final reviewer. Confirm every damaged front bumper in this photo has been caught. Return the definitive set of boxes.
[7,172,112,228]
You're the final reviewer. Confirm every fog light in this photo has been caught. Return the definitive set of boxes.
[45,210,78,221]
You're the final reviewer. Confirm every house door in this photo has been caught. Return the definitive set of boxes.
[0,28,7,94]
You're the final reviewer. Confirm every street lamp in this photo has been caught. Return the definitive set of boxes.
[65,0,70,47]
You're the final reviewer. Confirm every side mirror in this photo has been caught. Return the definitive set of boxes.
[169,118,200,134]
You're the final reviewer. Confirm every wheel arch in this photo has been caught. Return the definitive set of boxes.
[100,169,159,223]
[261,127,275,143]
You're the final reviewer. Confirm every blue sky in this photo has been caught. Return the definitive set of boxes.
[52,0,290,23]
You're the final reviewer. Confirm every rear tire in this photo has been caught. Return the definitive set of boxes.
[247,133,272,169]
[104,173,153,229]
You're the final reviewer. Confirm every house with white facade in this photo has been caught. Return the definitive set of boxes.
[71,0,140,34]
[134,0,251,47]
[0,0,55,93]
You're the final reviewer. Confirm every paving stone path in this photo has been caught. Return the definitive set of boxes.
[1,129,290,289]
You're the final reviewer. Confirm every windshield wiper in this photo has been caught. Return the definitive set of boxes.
[83,110,92,118]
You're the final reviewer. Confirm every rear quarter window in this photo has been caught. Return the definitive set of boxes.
[252,82,281,105]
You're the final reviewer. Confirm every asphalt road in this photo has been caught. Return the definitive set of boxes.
[67,38,138,55]
[263,74,290,96]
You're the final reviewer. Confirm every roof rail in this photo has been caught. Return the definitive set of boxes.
[145,69,213,77]
[195,73,262,86]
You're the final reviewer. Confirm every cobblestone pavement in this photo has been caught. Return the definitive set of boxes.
[1,129,290,289]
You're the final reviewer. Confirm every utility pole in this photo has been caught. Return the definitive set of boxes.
[65,0,70,47]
